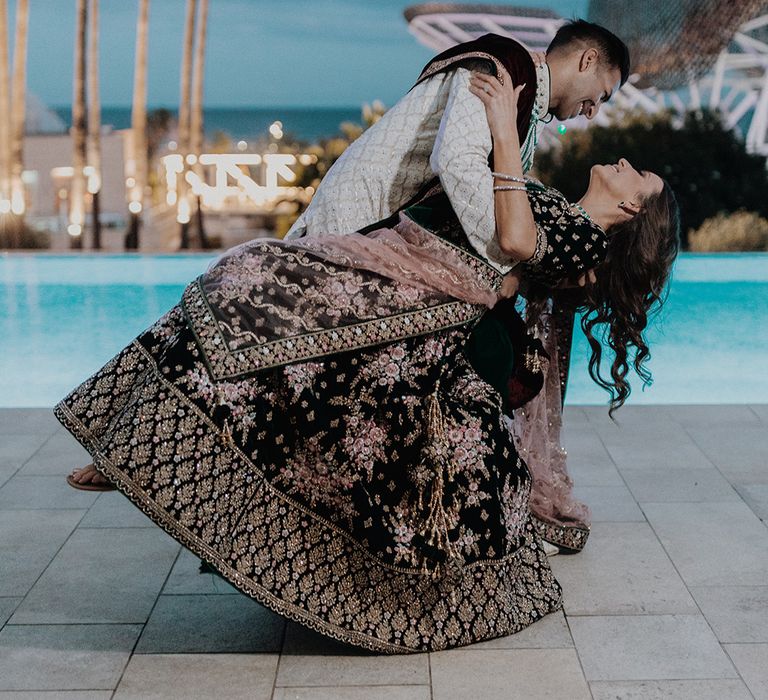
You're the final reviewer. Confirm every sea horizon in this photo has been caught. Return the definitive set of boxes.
[51,105,369,143]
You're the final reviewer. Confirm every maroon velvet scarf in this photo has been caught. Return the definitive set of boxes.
[413,33,538,144]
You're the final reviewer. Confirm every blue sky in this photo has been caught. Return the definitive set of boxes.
[7,0,589,108]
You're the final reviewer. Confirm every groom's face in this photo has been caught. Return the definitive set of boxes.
[553,49,621,122]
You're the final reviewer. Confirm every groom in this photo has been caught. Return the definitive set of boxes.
[287,19,629,252]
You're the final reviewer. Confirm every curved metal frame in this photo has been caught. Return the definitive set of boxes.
[404,3,768,156]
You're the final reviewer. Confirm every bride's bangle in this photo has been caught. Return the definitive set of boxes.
[492,172,526,183]
[493,185,527,192]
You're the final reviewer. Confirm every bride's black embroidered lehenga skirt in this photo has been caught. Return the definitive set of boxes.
[54,215,562,653]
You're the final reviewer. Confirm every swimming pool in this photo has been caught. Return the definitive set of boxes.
[1,252,767,407]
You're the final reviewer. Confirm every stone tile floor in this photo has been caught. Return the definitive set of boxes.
[0,405,767,699]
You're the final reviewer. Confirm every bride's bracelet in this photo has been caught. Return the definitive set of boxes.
[493,184,527,192]
[491,172,527,184]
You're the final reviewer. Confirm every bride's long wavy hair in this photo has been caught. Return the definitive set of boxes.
[529,181,680,415]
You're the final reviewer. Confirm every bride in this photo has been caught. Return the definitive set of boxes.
[60,73,679,652]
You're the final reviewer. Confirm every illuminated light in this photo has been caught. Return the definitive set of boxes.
[237,140,248,151]
[198,153,262,165]
[268,121,283,139]
[298,154,314,166]
[164,152,314,209]
[126,177,136,188]
[10,190,25,215]
[186,154,198,165]
[128,200,143,214]
[177,197,191,224]
[306,186,315,196]
[87,171,102,195]
[51,166,75,178]
[67,223,82,237]
[58,188,68,199]
[168,140,178,150]
[557,124,567,134]
[0,199,10,214]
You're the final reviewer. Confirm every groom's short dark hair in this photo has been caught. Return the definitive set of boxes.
[547,19,630,86]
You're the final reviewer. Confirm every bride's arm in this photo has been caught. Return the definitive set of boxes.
[468,71,538,261]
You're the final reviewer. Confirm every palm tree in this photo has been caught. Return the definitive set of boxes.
[190,0,209,248]
[10,0,29,223]
[126,0,149,250]
[87,0,102,249]
[177,0,196,249]
[70,0,87,250]
[0,0,11,223]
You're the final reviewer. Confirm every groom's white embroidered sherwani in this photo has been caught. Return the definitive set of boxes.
[286,50,550,275]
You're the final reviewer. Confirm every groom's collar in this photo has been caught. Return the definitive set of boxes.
[535,61,551,122]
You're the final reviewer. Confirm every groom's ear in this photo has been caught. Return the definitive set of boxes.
[578,47,599,73]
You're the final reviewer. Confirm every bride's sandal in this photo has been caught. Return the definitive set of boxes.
[66,464,117,492]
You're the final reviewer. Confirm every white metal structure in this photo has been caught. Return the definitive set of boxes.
[404,4,768,156]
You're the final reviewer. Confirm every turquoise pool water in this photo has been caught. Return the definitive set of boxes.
[1,253,767,407]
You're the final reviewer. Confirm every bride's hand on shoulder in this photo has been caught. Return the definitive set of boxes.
[468,68,525,145]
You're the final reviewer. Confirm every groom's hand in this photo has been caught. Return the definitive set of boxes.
[499,268,523,298]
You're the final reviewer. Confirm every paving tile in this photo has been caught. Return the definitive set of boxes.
[0,692,112,699]
[658,405,762,426]
[725,643,768,700]
[273,688,430,700]
[0,409,61,437]
[10,527,179,624]
[561,433,624,487]
[161,548,239,595]
[0,433,49,471]
[0,464,17,491]
[549,522,696,615]
[621,467,740,503]
[605,441,714,471]
[0,433,50,489]
[0,623,141,691]
[430,648,590,700]
[571,485,646,522]
[642,501,768,586]
[687,425,768,479]
[566,460,625,488]
[752,405,768,424]
[79,491,158,528]
[584,405,671,430]
[0,509,85,596]
[0,475,100,510]
[276,649,428,687]
[18,430,92,476]
[690,586,768,643]
[735,483,768,520]
[587,414,689,447]
[589,679,753,700]
[0,598,21,627]
[281,621,369,656]
[569,614,737,681]
[561,405,590,425]
[113,653,279,700]
[136,594,285,653]
[471,609,573,649]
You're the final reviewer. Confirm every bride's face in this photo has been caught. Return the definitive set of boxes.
[589,158,663,209]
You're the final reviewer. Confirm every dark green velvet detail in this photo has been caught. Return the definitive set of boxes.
[463,313,515,407]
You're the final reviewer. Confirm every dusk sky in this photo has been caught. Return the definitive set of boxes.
[6,0,589,108]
